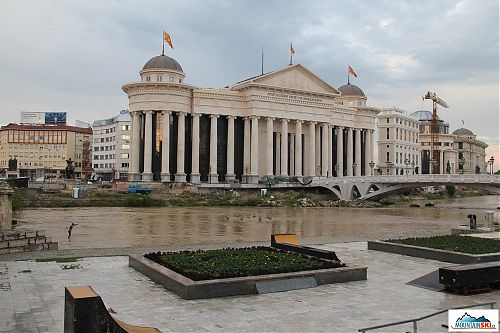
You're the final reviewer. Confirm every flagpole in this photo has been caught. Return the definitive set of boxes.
[162,33,165,56]
[289,52,292,66]
[347,64,350,84]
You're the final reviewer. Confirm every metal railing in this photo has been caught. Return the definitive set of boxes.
[358,301,497,333]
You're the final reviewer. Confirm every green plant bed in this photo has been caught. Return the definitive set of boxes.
[388,235,500,254]
[144,247,344,281]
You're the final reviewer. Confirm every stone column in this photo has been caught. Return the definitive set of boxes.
[295,120,302,177]
[308,122,316,177]
[266,117,274,177]
[347,127,353,176]
[336,127,344,177]
[321,123,328,177]
[243,117,251,181]
[355,128,361,176]
[275,133,281,174]
[176,112,186,182]
[190,113,200,184]
[226,116,235,182]
[250,116,259,183]
[364,129,371,177]
[129,111,141,181]
[328,125,333,178]
[161,111,171,182]
[439,150,444,174]
[142,110,153,181]
[280,119,288,176]
[289,134,295,176]
[209,114,218,183]
[315,123,320,175]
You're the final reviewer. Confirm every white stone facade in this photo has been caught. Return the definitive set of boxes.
[122,55,379,183]
[452,128,488,174]
[92,113,131,180]
[376,108,420,175]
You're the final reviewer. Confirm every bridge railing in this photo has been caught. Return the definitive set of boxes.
[314,174,499,184]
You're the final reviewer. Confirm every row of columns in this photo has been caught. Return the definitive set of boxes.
[129,111,375,182]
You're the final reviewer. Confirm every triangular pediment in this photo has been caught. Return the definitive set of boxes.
[232,64,340,96]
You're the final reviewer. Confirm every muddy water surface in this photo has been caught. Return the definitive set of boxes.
[16,195,500,249]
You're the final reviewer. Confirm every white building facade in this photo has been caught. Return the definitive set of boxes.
[376,108,420,175]
[92,112,131,180]
[122,55,379,183]
[452,128,488,174]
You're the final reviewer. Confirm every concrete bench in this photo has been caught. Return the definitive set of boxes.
[271,233,341,262]
[64,286,161,333]
[439,261,500,294]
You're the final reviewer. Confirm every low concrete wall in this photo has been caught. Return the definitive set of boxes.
[367,240,500,264]
[129,254,367,300]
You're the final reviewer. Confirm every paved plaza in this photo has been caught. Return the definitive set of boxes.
[0,241,498,333]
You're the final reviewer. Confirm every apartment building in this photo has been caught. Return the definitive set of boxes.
[92,112,131,180]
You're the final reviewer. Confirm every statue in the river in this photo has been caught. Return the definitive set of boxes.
[65,158,75,179]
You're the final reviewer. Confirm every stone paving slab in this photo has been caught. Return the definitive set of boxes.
[0,242,498,333]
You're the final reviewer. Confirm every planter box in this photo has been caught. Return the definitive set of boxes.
[368,240,500,264]
[129,255,367,300]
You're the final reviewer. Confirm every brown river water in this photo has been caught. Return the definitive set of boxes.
[15,195,500,249]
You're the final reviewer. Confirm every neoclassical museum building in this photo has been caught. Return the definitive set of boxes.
[122,54,379,183]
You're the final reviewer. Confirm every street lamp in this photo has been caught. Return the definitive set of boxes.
[385,161,393,175]
[489,156,495,174]
[369,161,375,176]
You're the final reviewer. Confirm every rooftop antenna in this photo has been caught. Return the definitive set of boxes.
[261,46,264,75]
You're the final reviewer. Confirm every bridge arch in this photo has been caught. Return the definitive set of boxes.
[350,185,361,200]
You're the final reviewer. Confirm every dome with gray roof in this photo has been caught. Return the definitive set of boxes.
[142,55,183,72]
[338,83,365,97]
[453,128,474,136]
[410,110,439,121]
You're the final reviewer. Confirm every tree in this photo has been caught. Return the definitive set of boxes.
[445,185,456,197]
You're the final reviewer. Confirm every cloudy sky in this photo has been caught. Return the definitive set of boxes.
[1,0,499,167]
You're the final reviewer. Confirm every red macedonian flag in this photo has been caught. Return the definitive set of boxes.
[290,42,295,54]
[163,31,173,49]
[348,65,357,78]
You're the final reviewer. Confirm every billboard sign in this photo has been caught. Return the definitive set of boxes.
[20,112,45,124]
[45,112,67,125]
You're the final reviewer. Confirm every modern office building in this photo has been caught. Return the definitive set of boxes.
[91,112,131,180]
[452,128,488,174]
[0,123,92,179]
[376,108,420,175]
[122,54,379,183]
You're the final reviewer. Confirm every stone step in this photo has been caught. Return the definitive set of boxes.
[0,229,57,254]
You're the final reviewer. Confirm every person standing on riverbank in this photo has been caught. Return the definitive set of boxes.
[68,223,78,240]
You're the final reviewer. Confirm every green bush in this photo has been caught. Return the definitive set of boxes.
[388,235,500,254]
[445,185,456,197]
[145,246,344,281]
[12,189,23,212]
[121,194,164,207]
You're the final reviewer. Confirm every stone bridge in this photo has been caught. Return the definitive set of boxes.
[200,174,500,201]
[306,174,500,201]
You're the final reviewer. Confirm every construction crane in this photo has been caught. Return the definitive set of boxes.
[424,91,449,174]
